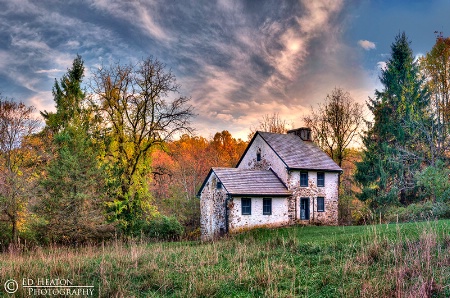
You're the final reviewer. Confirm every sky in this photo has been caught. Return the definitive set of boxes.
[0,0,449,140]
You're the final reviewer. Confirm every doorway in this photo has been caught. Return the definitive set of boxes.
[300,198,310,220]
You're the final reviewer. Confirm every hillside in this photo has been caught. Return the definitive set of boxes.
[1,220,450,297]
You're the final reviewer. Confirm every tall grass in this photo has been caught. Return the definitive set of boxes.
[1,220,449,297]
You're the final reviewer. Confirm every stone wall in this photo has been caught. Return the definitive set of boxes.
[288,171,339,225]
[228,197,290,233]
[199,172,227,240]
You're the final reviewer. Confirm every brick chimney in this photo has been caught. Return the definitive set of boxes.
[287,127,312,141]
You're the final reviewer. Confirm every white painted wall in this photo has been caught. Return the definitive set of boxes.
[237,134,288,184]
[228,197,290,232]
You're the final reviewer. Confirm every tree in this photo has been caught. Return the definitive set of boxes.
[37,56,112,244]
[303,87,363,167]
[41,54,85,132]
[355,32,430,208]
[420,33,450,161]
[38,126,113,244]
[0,98,39,244]
[89,57,194,233]
[212,130,247,167]
[248,113,292,140]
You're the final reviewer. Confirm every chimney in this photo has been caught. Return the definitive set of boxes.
[287,127,312,141]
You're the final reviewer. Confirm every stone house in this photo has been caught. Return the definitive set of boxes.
[198,128,342,240]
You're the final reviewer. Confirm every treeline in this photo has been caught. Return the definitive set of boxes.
[1,32,450,248]
[0,54,249,248]
[0,56,196,248]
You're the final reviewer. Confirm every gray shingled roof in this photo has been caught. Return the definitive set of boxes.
[212,168,290,196]
[258,132,342,172]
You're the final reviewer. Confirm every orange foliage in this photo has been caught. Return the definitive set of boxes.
[150,131,247,200]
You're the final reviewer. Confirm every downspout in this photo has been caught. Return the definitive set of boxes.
[225,194,230,234]
[312,196,315,224]
[294,196,297,222]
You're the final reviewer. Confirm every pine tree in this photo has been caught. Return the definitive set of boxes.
[38,56,113,244]
[41,54,85,132]
[355,32,430,208]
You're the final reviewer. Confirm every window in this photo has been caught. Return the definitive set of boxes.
[263,198,272,215]
[216,181,222,189]
[317,197,325,212]
[256,152,261,161]
[317,172,325,187]
[241,198,251,215]
[300,172,308,187]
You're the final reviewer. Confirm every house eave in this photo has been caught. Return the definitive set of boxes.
[229,193,291,198]
[287,167,343,173]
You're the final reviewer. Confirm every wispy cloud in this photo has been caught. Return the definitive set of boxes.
[0,0,377,138]
[90,0,171,43]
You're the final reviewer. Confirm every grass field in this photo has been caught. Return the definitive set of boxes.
[1,220,450,297]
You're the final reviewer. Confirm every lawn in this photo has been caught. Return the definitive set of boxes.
[1,220,449,297]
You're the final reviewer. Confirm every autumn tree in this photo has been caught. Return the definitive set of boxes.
[0,98,39,244]
[89,57,194,233]
[151,135,212,231]
[212,130,247,167]
[248,113,292,140]
[420,33,450,162]
[303,87,363,167]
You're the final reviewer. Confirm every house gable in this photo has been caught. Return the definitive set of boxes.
[236,133,290,184]
[256,132,342,172]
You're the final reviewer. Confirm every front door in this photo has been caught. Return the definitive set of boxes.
[300,198,310,220]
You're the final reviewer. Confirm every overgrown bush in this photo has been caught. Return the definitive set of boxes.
[0,222,11,250]
[385,201,450,223]
[339,194,372,225]
[155,188,201,235]
[18,213,49,246]
[142,216,184,241]
[416,160,450,202]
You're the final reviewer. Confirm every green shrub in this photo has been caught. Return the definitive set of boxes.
[18,214,49,246]
[385,201,450,222]
[143,216,184,241]
[0,222,11,250]
[416,160,450,202]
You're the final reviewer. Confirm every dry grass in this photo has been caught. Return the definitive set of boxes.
[1,220,450,297]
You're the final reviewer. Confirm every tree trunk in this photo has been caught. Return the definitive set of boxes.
[11,217,18,245]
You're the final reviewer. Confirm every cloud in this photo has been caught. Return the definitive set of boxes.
[90,0,171,42]
[358,40,376,50]
[35,69,63,74]
[377,61,387,70]
[0,0,374,139]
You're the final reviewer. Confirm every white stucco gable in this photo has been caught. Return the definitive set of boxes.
[236,133,289,184]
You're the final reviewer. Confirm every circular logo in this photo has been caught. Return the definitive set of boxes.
[4,279,18,294]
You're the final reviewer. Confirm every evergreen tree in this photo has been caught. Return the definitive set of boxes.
[41,54,85,132]
[38,56,112,244]
[355,32,430,208]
